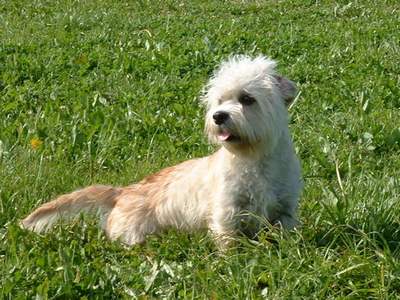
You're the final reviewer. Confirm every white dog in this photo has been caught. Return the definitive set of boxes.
[21,55,302,248]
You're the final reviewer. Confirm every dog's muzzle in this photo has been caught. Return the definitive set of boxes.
[213,111,229,125]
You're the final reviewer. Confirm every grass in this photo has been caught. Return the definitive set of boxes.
[1,0,400,298]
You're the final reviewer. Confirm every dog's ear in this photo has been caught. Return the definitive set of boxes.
[274,75,298,107]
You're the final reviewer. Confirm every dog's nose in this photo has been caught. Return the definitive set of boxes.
[213,111,229,125]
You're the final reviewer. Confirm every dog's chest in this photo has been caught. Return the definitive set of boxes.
[225,162,275,212]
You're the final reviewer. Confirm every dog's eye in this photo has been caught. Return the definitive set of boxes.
[238,93,256,106]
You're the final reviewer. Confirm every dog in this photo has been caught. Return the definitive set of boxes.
[21,55,302,249]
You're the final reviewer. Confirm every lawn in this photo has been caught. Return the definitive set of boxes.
[1,0,399,298]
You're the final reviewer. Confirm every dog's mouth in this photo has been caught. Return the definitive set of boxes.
[217,128,241,142]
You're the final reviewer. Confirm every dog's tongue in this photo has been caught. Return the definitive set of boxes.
[218,129,231,141]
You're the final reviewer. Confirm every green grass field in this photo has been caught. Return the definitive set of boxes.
[1,0,400,298]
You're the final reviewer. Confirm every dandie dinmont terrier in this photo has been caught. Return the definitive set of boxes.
[21,55,302,248]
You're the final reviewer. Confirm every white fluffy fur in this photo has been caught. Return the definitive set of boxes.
[21,55,302,248]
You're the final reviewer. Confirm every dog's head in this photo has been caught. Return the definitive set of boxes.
[202,55,297,156]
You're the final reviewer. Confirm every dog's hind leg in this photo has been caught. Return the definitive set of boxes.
[105,191,159,246]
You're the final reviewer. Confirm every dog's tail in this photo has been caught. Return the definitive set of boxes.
[21,185,122,233]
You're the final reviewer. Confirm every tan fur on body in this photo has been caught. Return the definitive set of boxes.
[21,55,302,248]
[22,156,217,245]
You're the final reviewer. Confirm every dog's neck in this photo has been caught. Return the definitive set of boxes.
[220,142,276,162]
[218,145,270,165]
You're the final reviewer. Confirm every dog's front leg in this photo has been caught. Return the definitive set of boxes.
[275,213,299,230]
[209,197,240,250]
